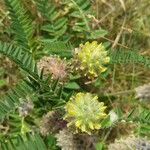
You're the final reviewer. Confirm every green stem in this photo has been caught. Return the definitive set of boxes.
[105,89,135,97]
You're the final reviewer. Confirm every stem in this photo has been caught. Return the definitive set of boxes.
[103,127,113,142]
[105,89,135,97]
[21,117,25,134]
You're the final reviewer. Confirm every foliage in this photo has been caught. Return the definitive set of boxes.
[4,0,34,51]
[0,133,48,150]
[0,81,33,121]
[109,49,150,68]
[0,0,150,149]
[34,0,106,43]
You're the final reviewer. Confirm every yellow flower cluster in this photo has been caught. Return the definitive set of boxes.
[64,92,107,134]
[75,41,110,78]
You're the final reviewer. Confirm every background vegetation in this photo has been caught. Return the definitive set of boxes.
[0,0,149,149]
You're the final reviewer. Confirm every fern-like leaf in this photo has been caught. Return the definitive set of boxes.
[4,0,34,51]
[0,81,33,121]
[67,0,91,31]
[35,0,68,40]
[42,41,73,58]
[25,75,67,108]
[109,49,150,68]
[41,17,68,40]
[35,0,59,21]
[0,42,39,79]
[0,133,47,150]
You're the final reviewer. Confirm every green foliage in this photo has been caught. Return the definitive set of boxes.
[109,49,150,68]
[64,0,91,31]
[41,41,73,58]
[96,142,106,150]
[26,75,67,109]
[4,0,34,51]
[35,0,69,41]
[0,79,7,88]
[0,42,38,78]
[34,0,107,43]
[0,133,47,150]
[64,82,80,90]
[114,107,150,137]
[41,18,68,41]
[0,81,33,121]
[129,108,150,137]
[0,0,150,149]
[35,0,59,21]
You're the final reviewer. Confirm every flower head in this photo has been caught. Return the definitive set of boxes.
[55,129,77,150]
[108,136,150,150]
[18,98,34,117]
[64,92,107,134]
[135,83,150,102]
[109,110,118,124]
[40,111,67,136]
[55,128,98,150]
[37,56,68,81]
[74,41,110,78]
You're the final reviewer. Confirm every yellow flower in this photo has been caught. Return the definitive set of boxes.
[64,93,107,134]
[75,41,110,78]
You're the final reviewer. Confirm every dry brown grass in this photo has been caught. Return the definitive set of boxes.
[93,0,150,52]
